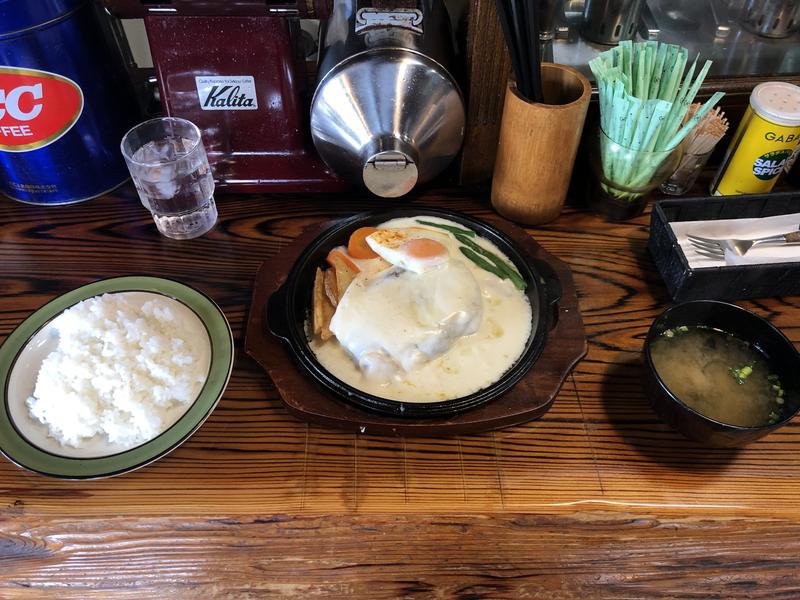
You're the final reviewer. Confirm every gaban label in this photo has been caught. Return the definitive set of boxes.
[0,67,84,152]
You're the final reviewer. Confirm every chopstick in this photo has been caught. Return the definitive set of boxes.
[525,0,543,103]
[494,0,543,104]
[499,0,531,100]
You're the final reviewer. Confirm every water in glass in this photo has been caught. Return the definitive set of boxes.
[129,135,217,240]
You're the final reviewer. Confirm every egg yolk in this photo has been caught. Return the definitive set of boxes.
[401,238,448,259]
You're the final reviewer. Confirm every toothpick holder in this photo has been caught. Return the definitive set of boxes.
[491,63,591,225]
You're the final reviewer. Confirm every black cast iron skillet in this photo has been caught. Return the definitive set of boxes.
[266,208,561,418]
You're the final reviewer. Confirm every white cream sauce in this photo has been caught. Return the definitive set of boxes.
[309,216,533,402]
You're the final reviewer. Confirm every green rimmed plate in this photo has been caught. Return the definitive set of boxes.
[0,276,234,479]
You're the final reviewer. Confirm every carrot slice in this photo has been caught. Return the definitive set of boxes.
[326,248,361,272]
[347,227,379,259]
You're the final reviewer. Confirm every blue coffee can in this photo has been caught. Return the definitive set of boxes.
[0,1,139,204]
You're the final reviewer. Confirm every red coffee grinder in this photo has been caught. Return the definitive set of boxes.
[104,0,344,192]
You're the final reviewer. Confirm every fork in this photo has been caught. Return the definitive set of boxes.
[687,229,800,259]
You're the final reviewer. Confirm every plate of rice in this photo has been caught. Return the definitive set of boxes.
[0,276,234,479]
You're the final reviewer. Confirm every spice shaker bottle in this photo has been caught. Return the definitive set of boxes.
[711,82,800,196]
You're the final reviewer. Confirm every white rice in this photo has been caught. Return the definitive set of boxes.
[26,293,208,449]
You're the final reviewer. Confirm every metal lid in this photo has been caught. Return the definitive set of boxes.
[310,48,465,199]
[0,0,85,37]
[362,149,419,198]
[750,82,800,128]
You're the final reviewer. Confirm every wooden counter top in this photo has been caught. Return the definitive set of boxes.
[1,185,799,598]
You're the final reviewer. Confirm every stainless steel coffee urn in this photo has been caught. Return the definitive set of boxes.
[740,0,800,38]
[310,0,466,198]
[581,0,645,45]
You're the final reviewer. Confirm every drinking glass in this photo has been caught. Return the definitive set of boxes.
[660,149,714,196]
[121,117,217,240]
[588,127,682,221]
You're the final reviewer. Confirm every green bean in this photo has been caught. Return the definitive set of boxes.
[415,219,526,290]
[455,233,526,290]
[459,247,507,281]
[416,220,476,237]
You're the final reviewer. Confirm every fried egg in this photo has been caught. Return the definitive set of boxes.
[366,228,450,273]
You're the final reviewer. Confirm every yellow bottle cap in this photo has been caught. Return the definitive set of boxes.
[750,82,800,128]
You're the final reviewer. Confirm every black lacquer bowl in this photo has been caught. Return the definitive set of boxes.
[643,300,800,447]
[266,208,561,418]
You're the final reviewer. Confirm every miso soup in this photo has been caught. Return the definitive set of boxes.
[649,326,784,427]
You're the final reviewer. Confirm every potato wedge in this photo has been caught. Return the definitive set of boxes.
[326,247,360,272]
[323,267,339,307]
[312,267,325,336]
[312,267,335,340]
[320,313,334,340]
[327,250,359,298]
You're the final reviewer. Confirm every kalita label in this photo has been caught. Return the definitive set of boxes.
[195,75,258,111]
[0,66,84,152]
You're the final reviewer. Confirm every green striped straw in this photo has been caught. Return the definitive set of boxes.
[589,41,724,201]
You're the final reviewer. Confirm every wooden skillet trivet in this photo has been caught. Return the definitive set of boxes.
[245,213,586,435]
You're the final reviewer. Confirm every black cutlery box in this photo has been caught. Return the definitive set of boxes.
[649,190,800,301]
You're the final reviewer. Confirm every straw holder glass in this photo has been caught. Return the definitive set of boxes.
[588,127,682,221]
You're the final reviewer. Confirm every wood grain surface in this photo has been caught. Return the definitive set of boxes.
[2,184,800,597]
